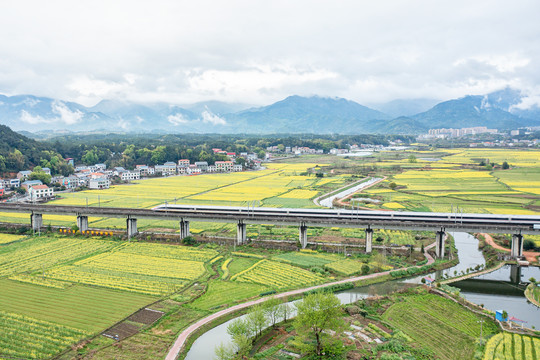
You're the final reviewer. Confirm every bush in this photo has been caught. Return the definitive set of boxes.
[523,239,537,251]
[182,236,196,245]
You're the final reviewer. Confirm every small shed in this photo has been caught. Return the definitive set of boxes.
[495,310,508,322]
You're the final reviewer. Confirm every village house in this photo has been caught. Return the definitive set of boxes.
[21,180,43,190]
[194,161,208,171]
[17,170,32,180]
[178,159,190,168]
[28,184,54,201]
[89,177,110,190]
[215,161,234,172]
[121,170,141,181]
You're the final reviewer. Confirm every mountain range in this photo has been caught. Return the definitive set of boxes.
[0,88,539,135]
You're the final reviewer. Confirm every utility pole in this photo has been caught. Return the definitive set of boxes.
[477,319,484,343]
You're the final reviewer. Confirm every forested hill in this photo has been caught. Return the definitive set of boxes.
[0,124,72,175]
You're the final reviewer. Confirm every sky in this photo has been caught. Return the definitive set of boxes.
[1,0,539,107]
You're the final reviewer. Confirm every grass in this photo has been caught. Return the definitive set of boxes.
[382,292,499,360]
[228,257,260,277]
[190,280,269,310]
[272,252,336,267]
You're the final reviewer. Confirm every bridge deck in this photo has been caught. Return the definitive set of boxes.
[0,203,539,234]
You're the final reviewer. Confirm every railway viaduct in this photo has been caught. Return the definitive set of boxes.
[0,203,539,259]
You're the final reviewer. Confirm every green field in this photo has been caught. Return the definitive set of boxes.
[383,292,499,360]
[190,280,269,310]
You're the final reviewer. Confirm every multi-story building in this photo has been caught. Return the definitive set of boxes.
[89,177,110,190]
[215,161,234,172]
[121,170,141,181]
[178,159,190,167]
[194,161,208,171]
[28,184,54,201]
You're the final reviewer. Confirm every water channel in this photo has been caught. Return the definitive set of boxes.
[184,232,540,359]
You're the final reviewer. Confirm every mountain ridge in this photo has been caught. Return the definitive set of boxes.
[1,89,539,134]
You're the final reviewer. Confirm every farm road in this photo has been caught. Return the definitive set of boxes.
[481,233,539,263]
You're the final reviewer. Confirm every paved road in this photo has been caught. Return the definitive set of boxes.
[164,243,436,360]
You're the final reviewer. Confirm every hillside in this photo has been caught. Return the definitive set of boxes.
[0,124,71,174]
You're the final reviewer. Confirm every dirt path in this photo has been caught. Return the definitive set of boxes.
[480,233,539,263]
[164,243,436,360]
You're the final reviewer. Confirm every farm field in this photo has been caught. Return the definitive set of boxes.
[382,292,499,360]
[359,148,540,214]
[482,332,540,360]
[231,259,325,288]
[189,280,269,310]
[0,230,418,359]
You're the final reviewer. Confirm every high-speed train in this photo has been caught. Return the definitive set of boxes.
[152,204,540,229]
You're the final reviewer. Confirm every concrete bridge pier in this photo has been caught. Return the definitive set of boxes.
[510,264,522,284]
[77,215,89,232]
[510,233,523,258]
[237,221,247,245]
[435,230,446,258]
[31,213,43,231]
[179,219,190,239]
[127,217,138,239]
[299,223,308,249]
[365,228,373,253]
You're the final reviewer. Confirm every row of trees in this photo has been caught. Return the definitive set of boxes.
[216,292,345,359]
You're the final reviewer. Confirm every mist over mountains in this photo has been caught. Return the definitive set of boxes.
[0,88,539,135]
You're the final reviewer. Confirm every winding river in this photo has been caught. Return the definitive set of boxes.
[184,232,540,359]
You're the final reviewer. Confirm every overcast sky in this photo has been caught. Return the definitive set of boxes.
[1,0,539,107]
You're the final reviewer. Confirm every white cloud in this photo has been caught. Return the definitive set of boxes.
[0,1,539,106]
[19,101,83,125]
[51,101,83,124]
[201,110,226,125]
[168,113,189,125]
[20,110,48,124]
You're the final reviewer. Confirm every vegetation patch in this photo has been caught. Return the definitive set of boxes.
[382,292,498,360]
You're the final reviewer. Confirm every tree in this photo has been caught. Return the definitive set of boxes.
[502,161,510,169]
[224,317,253,358]
[235,157,246,166]
[29,170,51,185]
[294,292,346,358]
[389,182,397,190]
[278,302,291,322]
[263,297,283,327]
[246,304,267,338]
[408,155,417,163]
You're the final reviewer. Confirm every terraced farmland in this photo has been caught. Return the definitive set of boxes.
[383,292,499,360]
[231,259,324,288]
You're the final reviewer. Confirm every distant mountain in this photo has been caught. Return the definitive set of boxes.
[369,98,441,118]
[184,100,252,115]
[411,89,539,129]
[226,95,391,133]
[0,94,111,132]
[1,88,540,134]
